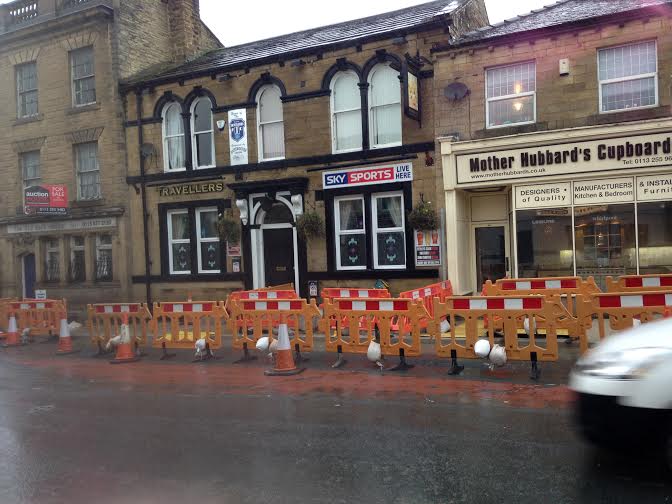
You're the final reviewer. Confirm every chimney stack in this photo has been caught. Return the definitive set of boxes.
[168,0,202,63]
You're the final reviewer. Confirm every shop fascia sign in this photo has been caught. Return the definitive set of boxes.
[457,132,672,185]
[322,162,413,190]
[515,177,638,209]
[7,217,117,234]
[158,181,226,197]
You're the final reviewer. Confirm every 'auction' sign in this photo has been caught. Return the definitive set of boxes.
[322,162,413,190]
[24,185,68,215]
[456,132,672,185]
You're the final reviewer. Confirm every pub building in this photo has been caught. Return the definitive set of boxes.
[435,0,672,294]
[121,1,489,302]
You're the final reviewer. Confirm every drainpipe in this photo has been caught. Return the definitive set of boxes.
[136,89,152,308]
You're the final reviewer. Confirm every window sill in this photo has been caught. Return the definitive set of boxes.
[67,102,101,115]
[588,105,669,126]
[70,198,105,208]
[259,156,286,163]
[13,114,44,126]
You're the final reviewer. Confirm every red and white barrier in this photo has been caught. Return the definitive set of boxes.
[336,299,410,311]
[598,293,672,308]
[453,297,543,310]
[501,279,578,291]
[160,303,215,313]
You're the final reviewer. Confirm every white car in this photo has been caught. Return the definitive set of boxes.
[569,318,672,463]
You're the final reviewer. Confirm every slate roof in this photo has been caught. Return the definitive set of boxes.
[123,0,464,87]
[457,0,672,45]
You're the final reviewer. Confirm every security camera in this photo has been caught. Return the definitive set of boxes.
[216,119,226,131]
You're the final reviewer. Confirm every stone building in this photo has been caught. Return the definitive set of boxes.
[0,0,220,315]
[435,0,672,293]
[121,0,488,302]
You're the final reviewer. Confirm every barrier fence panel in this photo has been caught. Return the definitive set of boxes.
[400,280,453,331]
[225,290,300,333]
[151,301,227,351]
[227,298,321,362]
[87,303,152,352]
[321,288,391,332]
[606,274,672,293]
[577,291,672,343]
[9,299,67,337]
[432,296,565,378]
[321,298,429,370]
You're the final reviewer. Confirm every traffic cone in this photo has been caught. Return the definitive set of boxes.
[56,314,79,355]
[264,322,305,376]
[3,314,20,347]
[110,313,139,364]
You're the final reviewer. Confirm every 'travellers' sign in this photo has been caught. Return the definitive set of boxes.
[457,132,672,184]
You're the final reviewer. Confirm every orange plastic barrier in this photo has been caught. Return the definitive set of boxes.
[432,295,568,378]
[399,280,453,330]
[225,290,300,332]
[321,298,429,370]
[227,297,321,362]
[576,291,672,345]
[87,303,152,353]
[9,299,67,337]
[321,288,390,303]
[606,274,672,292]
[151,301,227,351]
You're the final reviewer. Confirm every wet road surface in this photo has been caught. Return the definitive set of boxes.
[0,342,669,504]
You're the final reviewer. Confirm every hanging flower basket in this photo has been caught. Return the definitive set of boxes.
[407,201,439,231]
[218,217,241,244]
[296,211,324,241]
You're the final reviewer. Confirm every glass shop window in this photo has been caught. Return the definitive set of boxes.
[516,208,574,278]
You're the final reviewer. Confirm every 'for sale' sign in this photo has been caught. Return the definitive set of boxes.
[24,185,68,216]
[322,162,413,190]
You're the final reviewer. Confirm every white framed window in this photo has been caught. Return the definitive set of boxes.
[372,192,406,269]
[16,62,38,118]
[21,151,40,190]
[69,236,86,282]
[191,97,215,169]
[70,46,96,107]
[598,40,658,113]
[330,71,362,153]
[95,234,113,282]
[334,196,367,270]
[45,239,60,282]
[257,85,285,161]
[162,102,186,172]
[196,207,221,273]
[368,63,402,148]
[486,61,536,128]
[75,142,100,200]
[167,210,191,275]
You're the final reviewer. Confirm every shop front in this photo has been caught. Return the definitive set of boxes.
[440,120,672,294]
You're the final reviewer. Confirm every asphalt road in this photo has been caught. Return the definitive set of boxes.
[0,343,669,504]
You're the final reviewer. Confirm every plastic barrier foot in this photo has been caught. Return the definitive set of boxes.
[447,350,464,375]
[92,341,114,358]
[234,343,258,364]
[159,342,177,360]
[530,353,541,381]
[388,350,414,372]
[134,341,149,358]
[331,346,346,368]
[193,343,221,363]
[294,344,309,364]
[41,330,59,344]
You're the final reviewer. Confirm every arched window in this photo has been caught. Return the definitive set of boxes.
[191,97,215,169]
[162,102,185,171]
[257,85,285,161]
[330,71,362,153]
[368,63,402,148]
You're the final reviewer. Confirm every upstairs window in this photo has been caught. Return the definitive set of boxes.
[486,61,536,128]
[331,71,362,153]
[191,97,215,169]
[16,62,38,118]
[21,151,40,190]
[257,85,285,161]
[71,47,96,106]
[75,142,101,201]
[162,102,186,171]
[368,63,402,148]
[598,41,657,113]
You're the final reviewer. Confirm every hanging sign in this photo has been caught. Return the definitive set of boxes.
[573,177,634,205]
[24,185,68,216]
[228,109,248,166]
[515,182,571,209]
[637,174,672,201]
[322,162,413,190]
[403,59,421,121]
[414,230,441,267]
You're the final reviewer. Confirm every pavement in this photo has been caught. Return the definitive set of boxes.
[0,335,670,504]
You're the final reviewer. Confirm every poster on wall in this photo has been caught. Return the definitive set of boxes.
[415,230,441,267]
[227,242,241,257]
[228,109,248,166]
[24,185,68,216]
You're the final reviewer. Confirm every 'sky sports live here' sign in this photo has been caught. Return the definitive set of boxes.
[323,162,413,189]
[24,185,68,215]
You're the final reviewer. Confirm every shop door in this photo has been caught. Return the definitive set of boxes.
[474,224,509,290]
[263,228,295,287]
[23,254,36,299]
